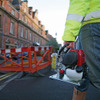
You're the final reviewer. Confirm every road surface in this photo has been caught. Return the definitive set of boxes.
[0,71,100,100]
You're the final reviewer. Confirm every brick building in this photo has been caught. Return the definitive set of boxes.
[0,0,50,49]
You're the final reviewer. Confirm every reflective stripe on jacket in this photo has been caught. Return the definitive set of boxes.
[62,0,100,41]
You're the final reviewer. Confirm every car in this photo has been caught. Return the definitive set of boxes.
[32,42,40,46]
[5,54,11,59]
[12,52,28,60]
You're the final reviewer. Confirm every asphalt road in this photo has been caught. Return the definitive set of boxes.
[0,71,100,100]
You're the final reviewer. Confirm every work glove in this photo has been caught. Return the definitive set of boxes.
[64,41,75,49]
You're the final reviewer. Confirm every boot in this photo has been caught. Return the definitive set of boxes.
[72,87,86,100]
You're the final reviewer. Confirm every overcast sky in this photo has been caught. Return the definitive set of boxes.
[28,0,69,44]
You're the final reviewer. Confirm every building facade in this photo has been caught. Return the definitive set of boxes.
[0,0,50,49]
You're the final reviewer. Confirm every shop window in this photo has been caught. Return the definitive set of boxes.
[6,45,9,49]
[21,42,23,47]
[25,44,27,47]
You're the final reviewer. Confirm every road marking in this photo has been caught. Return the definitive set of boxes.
[0,72,16,81]
[0,72,13,78]
[0,72,21,91]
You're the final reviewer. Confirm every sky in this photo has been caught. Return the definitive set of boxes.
[28,0,70,44]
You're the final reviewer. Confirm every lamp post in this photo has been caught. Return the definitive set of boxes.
[55,32,57,40]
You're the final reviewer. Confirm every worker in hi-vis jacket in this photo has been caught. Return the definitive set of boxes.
[62,0,100,100]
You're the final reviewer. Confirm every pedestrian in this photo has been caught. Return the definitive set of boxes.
[62,0,100,100]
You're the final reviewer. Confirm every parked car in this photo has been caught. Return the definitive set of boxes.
[5,54,11,59]
[12,52,28,60]
[32,42,40,46]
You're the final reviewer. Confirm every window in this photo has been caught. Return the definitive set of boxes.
[25,30,28,39]
[0,15,1,28]
[10,22,14,34]
[34,36,36,42]
[36,37,38,42]
[30,24,33,28]
[38,38,40,43]
[26,18,28,24]
[21,27,24,37]
[30,33,32,40]
[5,15,7,34]
[22,15,24,21]
[24,8,26,12]
[11,10,15,15]
[35,37,36,41]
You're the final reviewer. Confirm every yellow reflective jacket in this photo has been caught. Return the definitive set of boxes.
[62,0,100,41]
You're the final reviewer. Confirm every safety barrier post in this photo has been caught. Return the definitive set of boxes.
[48,47,51,62]
[21,51,23,71]
[28,47,32,72]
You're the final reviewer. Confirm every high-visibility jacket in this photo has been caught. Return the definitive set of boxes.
[62,0,100,41]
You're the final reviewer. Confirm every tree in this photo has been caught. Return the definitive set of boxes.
[46,38,59,52]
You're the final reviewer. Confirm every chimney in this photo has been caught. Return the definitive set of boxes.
[38,21,41,25]
[45,30,48,35]
[29,7,33,15]
[24,0,28,4]
[12,0,21,10]
[12,0,21,5]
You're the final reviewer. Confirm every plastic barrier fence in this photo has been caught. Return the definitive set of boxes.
[0,46,52,73]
